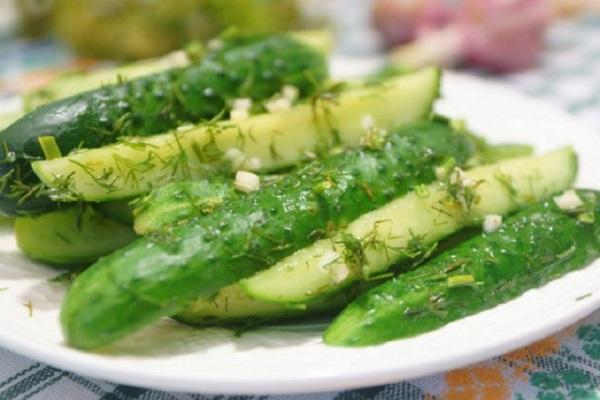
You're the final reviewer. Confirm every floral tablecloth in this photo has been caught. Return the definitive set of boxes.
[1,16,600,400]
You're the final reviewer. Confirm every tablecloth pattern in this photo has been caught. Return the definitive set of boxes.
[1,16,600,400]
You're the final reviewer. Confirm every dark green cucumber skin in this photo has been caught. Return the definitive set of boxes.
[131,179,241,234]
[60,121,476,349]
[325,190,600,347]
[132,175,290,233]
[15,205,138,268]
[93,201,135,226]
[0,34,327,216]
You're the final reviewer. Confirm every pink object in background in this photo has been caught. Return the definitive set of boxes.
[376,0,551,73]
[459,0,550,72]
[373,0,454,46]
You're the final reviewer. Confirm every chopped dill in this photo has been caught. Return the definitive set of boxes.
[365,272,394,282]
[0,142,16,164]
[309,81,346,155]
[68,159,118,191]
[443,167,483,213]
[23,300,33,317]
[402,231,437,262]
[447,274,476,288]
[195,196,224,214]
[48,270,81,284]
[360,182,376,199]
[361,219,400,262]
[495,171,518,198]
[444,259,467,273]
[337,232,365,274]
[38,136,62,160]
[269,139,281,161]
[313,180,334,194]
[414,184,430,199]
[360,128,386,150]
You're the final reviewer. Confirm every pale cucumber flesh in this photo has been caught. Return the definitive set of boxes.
[32,68,440,201]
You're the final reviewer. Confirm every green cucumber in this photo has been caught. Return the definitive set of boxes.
[60,119,475,349]
[131,140,532,236]
[132,140,529,236]
[175,229,477,327]
[1,33,327,216]
[22,30,331,112]
[3,45,195,133]
[474,143,534,165]
[287,30,333,58]
[131,180,240,235]
[0,111,21,131]
[22,50,194,112]
[241,147,577,304]
[93,201,135,226]
[434,116,534,167]
[34,68,440,202]
[15,205,137,267]
[325,189,600,346]
[132,175,289,234]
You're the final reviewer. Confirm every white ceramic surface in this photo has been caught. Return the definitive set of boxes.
[0,71,599,395]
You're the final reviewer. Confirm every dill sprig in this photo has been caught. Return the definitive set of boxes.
[336,232,366,276]
[401,231,438,265]
[495,171,517,198]
[23,300,33,317]
[48,269,82,284]
[443,167,483,214]
[309,81,346,156]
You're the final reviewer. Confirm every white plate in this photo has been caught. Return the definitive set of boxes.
[1,71,599,395]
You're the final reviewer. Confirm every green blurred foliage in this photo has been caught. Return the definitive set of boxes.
[17,0,302,61]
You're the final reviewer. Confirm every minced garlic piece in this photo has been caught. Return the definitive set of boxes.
[282,85,299,101]
[233,98,252,110]
[234,171,260,193]
[554,189,584,211]
[207,39,223,51]
[265,97,292,113]
[483,214,503,233]
[230,109,250,121]
[360,114,376,130]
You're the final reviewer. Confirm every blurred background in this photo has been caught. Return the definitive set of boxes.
[0,0,599,99]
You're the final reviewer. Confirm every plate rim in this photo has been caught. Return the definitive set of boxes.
[1,70,599,395]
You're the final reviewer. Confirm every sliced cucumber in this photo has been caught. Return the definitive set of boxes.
[33,68,440,202]
[174,229,477,327]
[175,283,359,327]
[325,190,600,346]
[15,206,137,267]
[241,147,577,304]
[4,33,329,216]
